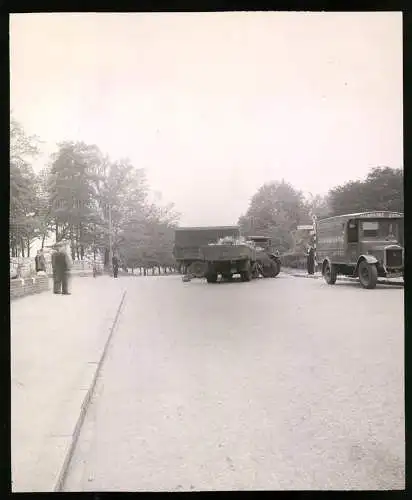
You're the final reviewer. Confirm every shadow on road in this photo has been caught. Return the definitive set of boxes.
[334,281,404,290]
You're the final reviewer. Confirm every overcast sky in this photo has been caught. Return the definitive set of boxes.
[10,12,403,226]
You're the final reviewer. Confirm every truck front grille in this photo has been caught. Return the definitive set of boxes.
[386,248,403,268]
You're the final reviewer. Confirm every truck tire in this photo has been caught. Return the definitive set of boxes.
[240,262,252,282]
[272,260,281,277]
[261,265,271,278]
[251,262,260,279]
[358,261,378,289]
[262,261,278,278]
[206,273,218,283]
[222,273,233,281]
[323,262,337,285]
[188,261,206,278]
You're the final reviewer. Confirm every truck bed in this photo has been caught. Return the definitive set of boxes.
[201,244,256,262]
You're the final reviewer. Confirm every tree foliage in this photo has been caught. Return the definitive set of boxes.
[304,193,331,220]
[328,167,403,216]
[238,180,310,253]
[9,117,179,266]
[10,116,43,257]
[238,167,403,254]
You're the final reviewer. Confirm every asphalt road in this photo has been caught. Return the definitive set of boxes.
[63,273,404,491]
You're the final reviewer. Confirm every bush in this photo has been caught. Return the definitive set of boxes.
[281,252,307,270]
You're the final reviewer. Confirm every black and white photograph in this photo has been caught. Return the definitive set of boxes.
[10,11,404,491]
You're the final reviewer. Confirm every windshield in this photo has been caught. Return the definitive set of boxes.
[360,219,402,242]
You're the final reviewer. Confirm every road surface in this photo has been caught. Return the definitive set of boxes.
[63,273,404,491]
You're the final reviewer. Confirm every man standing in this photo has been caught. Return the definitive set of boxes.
[307,245,315,275]
[112,254,119,278]
[35,249,46,274]
[52,242,71,294]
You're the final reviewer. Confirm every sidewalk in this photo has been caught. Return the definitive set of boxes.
[11,275,128,492]
[281,267,404,285]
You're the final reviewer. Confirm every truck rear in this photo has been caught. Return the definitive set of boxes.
[201,241,257,282]
[173,226,241,275]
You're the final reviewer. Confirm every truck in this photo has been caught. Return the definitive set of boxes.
[173,227,281,283]
[173,226,241,277]
[201,235,281,283]
[201,239,257,282]
[315,211,404,289]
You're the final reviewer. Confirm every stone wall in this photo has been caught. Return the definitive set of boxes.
[10,255,104,279]
[10,275,50,300]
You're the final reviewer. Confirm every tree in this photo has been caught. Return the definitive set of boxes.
[10,116,42,257]
[119,200,179,272]
[98,159,151,267]
[48,141,104,259]
[9,117,181,268]
[328,166,403,216]
[238,180,309,253]
[304,193,331,220]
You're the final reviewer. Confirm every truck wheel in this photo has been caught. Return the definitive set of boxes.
[358,261,378,289]
[323,262,337,285]
[262,262,278,278]
[251,263,260,279]
[222,273,232,281]
[206,273,218,283]
[261,266,272,278]
[188,261,206,278]
[240,262,252,282]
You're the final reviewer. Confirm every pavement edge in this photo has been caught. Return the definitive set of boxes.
[53,289,127,492]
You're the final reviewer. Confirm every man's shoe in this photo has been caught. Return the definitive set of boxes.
[62,292,71,295]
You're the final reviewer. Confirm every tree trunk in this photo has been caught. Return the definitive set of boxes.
[69,225,75,260]
[27,238,30,257]
[21,240,25,258]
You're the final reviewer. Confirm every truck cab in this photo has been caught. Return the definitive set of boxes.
[316,211,404,289]
[247,235,281,277]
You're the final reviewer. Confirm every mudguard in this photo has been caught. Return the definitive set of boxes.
[322,258,332,273]
[357,255,378,265]
[355,255,378,275]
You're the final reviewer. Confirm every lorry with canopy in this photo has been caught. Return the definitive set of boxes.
[315,211,404,289]
[174,227,281,283]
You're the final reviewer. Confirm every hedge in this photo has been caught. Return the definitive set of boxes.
[281,252,308,270]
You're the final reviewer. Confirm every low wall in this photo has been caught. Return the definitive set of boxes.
[10,256,105,279]
[10,275,50,300]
